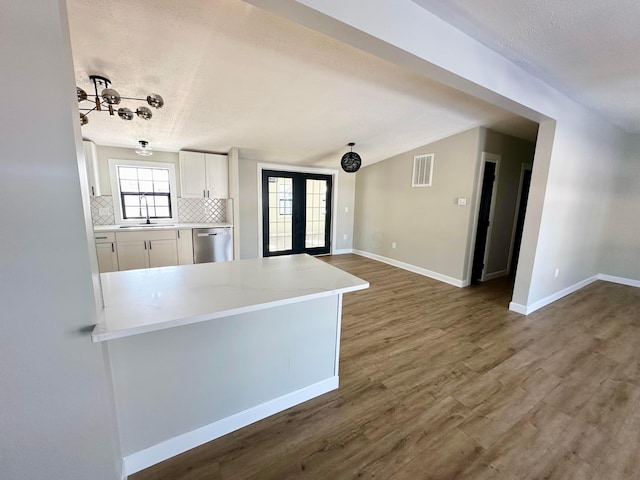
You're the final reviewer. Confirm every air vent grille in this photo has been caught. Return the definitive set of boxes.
[412,154,434,187]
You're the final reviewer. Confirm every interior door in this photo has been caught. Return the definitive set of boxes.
[510,167,532,278]
[471,161,497,283]
[262,170,332,257]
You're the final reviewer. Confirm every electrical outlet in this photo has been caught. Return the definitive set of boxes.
[392,242,397,249]
[554,268,560,278]
[343,234,348,240]
[344,206,349,213]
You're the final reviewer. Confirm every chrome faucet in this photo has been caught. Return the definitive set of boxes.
[140,193,152,224]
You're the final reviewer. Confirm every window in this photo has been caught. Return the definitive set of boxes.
[109,159,178,224]
[412,153,435,187]
[118,166,172,220]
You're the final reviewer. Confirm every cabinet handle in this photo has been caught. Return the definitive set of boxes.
[203,189,206,198]
[144,241,147,250]
[111,243,114,253]
[149,241,152,250]
[177,230,180,239]
[207,190,210,198]
[95,236,108,240]
[91,186,95,196]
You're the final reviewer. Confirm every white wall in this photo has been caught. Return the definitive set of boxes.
[0,1,121,478]
[599,135,640,281]
[353,128,481,282]
[248,0,631,310]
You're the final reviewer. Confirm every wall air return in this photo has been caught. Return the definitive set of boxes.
[412,153,434,187]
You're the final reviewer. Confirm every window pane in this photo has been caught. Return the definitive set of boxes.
[137,168,153,180]
[118,167,138,180]
[154,196,169,206]
[138,181,153,193]
[152,169,169,182]
[124,206,141,218]
[154,181,170,193]
[123,195,140,206]
[120,180,140,193]
[155,206,170,217]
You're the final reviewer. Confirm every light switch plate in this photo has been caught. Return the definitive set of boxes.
[457,197,467,206]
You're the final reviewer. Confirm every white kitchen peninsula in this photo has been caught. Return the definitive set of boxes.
[92,254,368,475]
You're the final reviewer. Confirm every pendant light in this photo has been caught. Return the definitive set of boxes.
[135,140,153,156]
[341,142,362,173]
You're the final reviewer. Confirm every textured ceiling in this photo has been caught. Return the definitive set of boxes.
[67,0,537,167]
[412,0,640,133]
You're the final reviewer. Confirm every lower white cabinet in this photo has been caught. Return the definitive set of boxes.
[94,232,118,273]
[115,230,178,271]
[177,229,194,265]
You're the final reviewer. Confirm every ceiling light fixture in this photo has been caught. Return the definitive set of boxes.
[340,142,362,173]
[135,140,153,156]
[76,75,164,126]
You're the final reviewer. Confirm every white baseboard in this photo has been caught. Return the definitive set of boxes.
[123,376,339,476]
[598,274,640,288]
[509,273,640,316]
[484,269,509,281]
[332,248,353,255]
[353,249,466,288]
[508,302,528,315]
[509,275,599,315]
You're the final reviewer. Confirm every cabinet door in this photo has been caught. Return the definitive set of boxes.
[179,151,207,198]
[177,229,194,265]
[148,239,178,268]
[117,241,150,271]
[96,242,119,273]
[205,154,228,198]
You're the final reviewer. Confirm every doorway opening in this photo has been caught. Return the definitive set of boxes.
[471,154,500,284]
[509,165,533,278]
[261,169,333,257]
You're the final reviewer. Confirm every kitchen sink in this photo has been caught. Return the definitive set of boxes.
[118,224,175,228]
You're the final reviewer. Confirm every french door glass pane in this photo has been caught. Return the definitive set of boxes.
[268,177,292,252]
[305,179,327,248]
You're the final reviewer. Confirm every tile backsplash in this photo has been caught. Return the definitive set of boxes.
[90,196,228,225]
[91,196,115,225]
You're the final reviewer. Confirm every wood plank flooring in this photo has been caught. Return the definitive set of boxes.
[131,254,640,480]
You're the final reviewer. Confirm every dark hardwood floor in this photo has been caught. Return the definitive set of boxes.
[131,254,640,480]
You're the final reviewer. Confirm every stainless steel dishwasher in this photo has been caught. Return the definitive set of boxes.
[193,227,233,263]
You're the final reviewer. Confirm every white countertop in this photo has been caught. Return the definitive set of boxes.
[91,254,368,342]
[94,223,233,232]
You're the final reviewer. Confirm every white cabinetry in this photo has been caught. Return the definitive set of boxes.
[83,140,101,196]
[94,232,118,273]
[177,229,194,265]
[115,230,178,271]
[179,151,228,199]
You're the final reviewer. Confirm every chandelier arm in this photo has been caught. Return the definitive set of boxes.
[117,96,148,101]
[79,105,98,114]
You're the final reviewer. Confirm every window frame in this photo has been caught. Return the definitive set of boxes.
[108,158,178,225]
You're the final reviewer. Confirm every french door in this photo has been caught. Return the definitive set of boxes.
[261,170,333,257]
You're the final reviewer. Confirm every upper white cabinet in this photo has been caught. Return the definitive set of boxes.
[82,140,101,196]
[179,151,228,199]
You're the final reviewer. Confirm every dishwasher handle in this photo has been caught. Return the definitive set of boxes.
[197,232,219,237]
